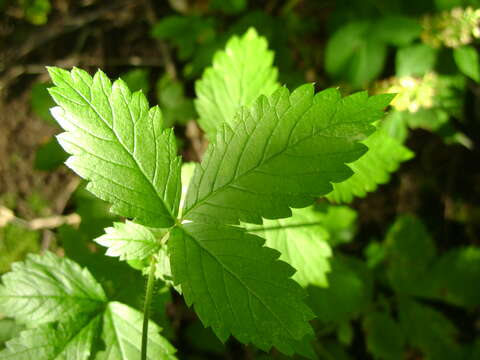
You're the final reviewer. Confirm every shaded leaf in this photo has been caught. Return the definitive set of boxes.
[453,45,480,82]
[307,255,373,324]
[327,126,413,203]
[246,206,332,287]
[384,215,436,296]
[325,21,387,88]
[363,312,405,360]
[396,44,438,77]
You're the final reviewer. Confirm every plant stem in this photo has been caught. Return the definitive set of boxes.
[141,255,157,360]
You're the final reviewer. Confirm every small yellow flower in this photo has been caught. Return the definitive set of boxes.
[421,7,480,48]
[374,73,438,113]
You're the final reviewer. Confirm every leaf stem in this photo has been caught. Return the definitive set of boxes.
[141,255,157,360]
[247,221,323,233]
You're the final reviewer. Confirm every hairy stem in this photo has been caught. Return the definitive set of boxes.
[141,255,157,360]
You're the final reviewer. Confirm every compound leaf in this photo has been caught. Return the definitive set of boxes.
[184,85,393,224]
[327,126,414,203]
[47,67,182,228]
[195,28,279,139]
[0,253,177,360]
[0,315,101,360]
[168,223,314,355]
[97,302,177,360]
[0,252,106,326]
[246,206,332,287]
[95,221,162,261]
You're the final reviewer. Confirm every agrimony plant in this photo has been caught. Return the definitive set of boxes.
[0,28,397,359]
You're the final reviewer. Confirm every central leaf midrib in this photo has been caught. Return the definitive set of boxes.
[64,78,175,222]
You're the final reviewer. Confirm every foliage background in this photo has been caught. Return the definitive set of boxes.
[1,0,480,359]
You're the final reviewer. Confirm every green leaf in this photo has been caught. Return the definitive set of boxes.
[30,82,56,123]
[398,297,462,360]
[325,21,369,78]
[151,16,216,62]
[20,0,51,25]
[34,137,68,171]
[58,224,147,307]
[168,223,314,355]
[337,321,353,345]
[453,45,480,82]
[154,245,175,287]
[179,162,196,213]
[120,68,150,94]
[314,203,357,246]
[364,242,387,269]
[428,246,480,308]
[373,16,422,46]
[403,108,450,131]
[94,221,162,261]
[0,252,177,359]
[326,126,414,203]
[195,28,279,139]
[184,85,393,225]
[0,252,106,325]
[47,67,182,228]
[325,21,387,88]
[0,315,101,360]
[157,74,196,128]
[97,302,177,360]
[384,215,436,297]
[246,206,332,287]
[396,44,438,77]
[307,255,373,324]
[363,312,405,360]
[381,110,409,143]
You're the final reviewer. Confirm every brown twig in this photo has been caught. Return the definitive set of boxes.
[0,206,80,230]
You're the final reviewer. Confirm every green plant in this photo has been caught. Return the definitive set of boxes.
[0,28,430,359]
[2,0,480,358]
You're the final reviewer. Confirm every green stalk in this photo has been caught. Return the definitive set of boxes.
[141,255,157,360]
